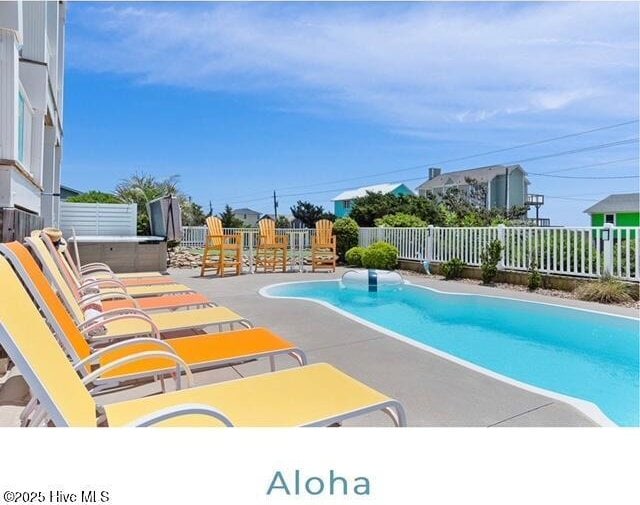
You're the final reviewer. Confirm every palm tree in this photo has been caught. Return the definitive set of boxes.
[115,172,181,234]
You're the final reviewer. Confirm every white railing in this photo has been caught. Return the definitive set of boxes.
[182,224,639,281]
[182,227,316,249]
[359,224,639,282]
[181,226,317,273]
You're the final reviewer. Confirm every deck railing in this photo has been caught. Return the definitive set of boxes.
[182,224,639,281]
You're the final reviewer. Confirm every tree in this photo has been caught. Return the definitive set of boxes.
[349,192,445,227]
[115,172,181,235]
[66,190,122,204]
[181,197,207,226]
[290,200,334,228]
[219,204,244,228]
[375,213,427,228]
[275,216,291,228]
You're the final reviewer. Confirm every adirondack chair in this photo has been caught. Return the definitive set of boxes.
[200,216,243,277]
[255,218,288,272]
[311,219,336,272]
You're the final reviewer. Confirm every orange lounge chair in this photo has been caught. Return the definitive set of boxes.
[0,254,406,428]
[0,245,306,398]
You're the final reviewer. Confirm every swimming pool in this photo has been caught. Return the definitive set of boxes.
[262,280,640,426]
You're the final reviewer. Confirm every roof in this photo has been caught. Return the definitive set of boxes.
[232,208,261,215]
[583,193,640,214]
[332,183,412,202]
[60,185,82,195]
[416,164,527,191]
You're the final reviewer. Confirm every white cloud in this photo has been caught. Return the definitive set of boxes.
[67,2,639,133]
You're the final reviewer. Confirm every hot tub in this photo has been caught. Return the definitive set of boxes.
[68,235,168,274]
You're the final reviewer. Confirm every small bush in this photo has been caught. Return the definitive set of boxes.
[527,258,542,291]
[480,239,503,285]
[361,242,399,270]
[374,212,427,228]
[441,258,465,280]
[67,190,122,204]
[334,217,360,262]
[345,246,366,267]
[574,276,633,304]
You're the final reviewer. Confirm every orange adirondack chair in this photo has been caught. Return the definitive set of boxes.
[255,218,288,272]
[311,219,336,272]
[200,216,243,277]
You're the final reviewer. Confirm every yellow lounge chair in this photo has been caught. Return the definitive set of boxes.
[27,233,195,302]
[41,231,177,289]
[0,257,406,427]
[311,219,337,272]
[255,217,288,272]
[0,246,306,399]
[24,237,253,342]
[200,216,243,277]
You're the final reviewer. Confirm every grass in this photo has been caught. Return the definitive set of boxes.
[574,276,634,304]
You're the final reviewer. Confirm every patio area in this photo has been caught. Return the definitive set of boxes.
[2,265,636,427]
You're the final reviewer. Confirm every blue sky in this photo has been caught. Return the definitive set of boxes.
[62,1,639,225]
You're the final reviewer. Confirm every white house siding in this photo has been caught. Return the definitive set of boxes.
[0,0,65,231]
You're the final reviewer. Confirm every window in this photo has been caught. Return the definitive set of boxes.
[605,214,615,224]
[18,92,25,163]
[344,200,351,209]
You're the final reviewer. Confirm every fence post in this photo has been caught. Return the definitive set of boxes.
[603,223,614,276]
[497,224,506,270]
[426,225,434,261]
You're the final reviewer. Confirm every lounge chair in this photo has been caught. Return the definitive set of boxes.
[311,219,337,272]
[200,216,243,277]
[0,256,406,427]
[28,233,196,300]
[24,238,253,342]
[0,248,306,399]
[255,218,288,272]
[41,231,176,288]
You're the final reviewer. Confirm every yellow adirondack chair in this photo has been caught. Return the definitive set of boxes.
[311,219,336,272]
[200,217,243,277]
[255,218,288,272]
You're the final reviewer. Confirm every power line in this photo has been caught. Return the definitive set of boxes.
[234,119,640,195]
[540,157,639,174]
[219,139,639,206]
[528,173,639,179]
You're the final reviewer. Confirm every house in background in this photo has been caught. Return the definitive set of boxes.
[332,183,414,218]
[232,207,261,227]
[60,184,81,200]
[584,193,639,227]
[0,1,66,241]
[416,165,548,225]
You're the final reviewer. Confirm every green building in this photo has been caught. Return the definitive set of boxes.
[584,193,640,227]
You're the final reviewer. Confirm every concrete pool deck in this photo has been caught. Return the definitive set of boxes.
[169,267,636,427]
[1,267,636,427]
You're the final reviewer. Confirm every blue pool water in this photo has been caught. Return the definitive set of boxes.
[265,281,640,426]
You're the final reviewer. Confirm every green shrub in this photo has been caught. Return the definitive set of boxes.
[361,242,399,270]
[345,246,366,267]
[480,239,503,285]
[527,258,542,291]
[334,217,360,261]
[374,212,426,228]
[574,276,633,304]
[67,190,122,204]
[441,258,465,280]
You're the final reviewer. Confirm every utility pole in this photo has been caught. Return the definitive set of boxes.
[273,190,279,220]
